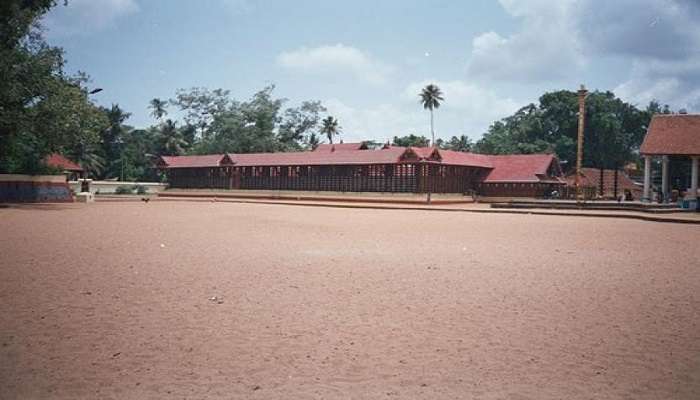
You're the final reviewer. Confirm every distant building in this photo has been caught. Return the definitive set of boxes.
[45,154,84,181]
[565,168,642,200]
[640,114,699,202]
[157,143,565,198]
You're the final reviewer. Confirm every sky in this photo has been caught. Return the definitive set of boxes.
[42,0,700,143]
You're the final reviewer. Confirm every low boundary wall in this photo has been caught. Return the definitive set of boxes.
[68,181,168,194]
[0,174,73,203]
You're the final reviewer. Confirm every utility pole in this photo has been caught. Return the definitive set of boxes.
[575,84,588,204]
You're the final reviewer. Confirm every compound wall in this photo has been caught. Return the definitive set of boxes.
[0,175,73,203]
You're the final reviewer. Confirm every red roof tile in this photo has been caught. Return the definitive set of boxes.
[229,147,409,167]
[436,149,494,169]
[159,154,232,168]
[641,114,700,155]
[314,142,368,152]
[45,153,83,171]
[483,154,561,183]
[158,148,562,183]
[565,168,641,194]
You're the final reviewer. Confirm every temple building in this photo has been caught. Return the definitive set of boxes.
[158,144,565,197]
[45,153,84,181]
[640,114,700,203]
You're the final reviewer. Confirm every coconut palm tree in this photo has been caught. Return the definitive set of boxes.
[321,116,341,144]
[159,119,187,156]
[446,134,473,152]
[149,98,168,121]
[419,84,444,146]
[74,140,105,178]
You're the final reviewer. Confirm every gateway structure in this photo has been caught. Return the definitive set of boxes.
[158,144,565,197]
[640,114,700,202]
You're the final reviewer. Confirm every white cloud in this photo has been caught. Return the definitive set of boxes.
[277,44,393,85]
[404,80,519,135]
[43,0,138,36]
[466,0,583,82]
[614,57,700,111]
[465,0,700,112]
[581,0,700,110]
[323,99,424,143]
[320,81,519,143]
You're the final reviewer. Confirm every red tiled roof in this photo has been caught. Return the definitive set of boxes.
[437,149,494,169]
[45,153,83,171]
[159,154,231,168]
[314,142,367,152]
[641,114,700,155]
[483,154,561,183]
[566,168,642,194]
[158,149,563,183]
[229,147,410,167]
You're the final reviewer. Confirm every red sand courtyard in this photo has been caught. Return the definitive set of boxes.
[1,201,699,399]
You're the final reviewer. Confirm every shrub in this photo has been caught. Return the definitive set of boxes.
[135,185,148,195]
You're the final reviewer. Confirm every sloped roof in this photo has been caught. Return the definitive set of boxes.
[482,154,561,183]
[45,153,83,171]
[566,168,641,193]
[229,147,410,167]
[641,114,700,155]
[314,142,368,152]
[157,148,563,184]
[437,149,494,169]
[159,154,231,168]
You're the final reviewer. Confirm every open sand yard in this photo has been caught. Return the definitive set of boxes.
[1,201,699,399]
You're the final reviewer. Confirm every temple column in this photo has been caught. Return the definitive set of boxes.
[689,156,699,199]
[661,155,669,202]
[643,155,652,202]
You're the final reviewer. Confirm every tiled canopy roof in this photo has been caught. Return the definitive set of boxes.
[158,148,562,183]
[158,154,232,168]
[314,142,368,152]
[565,168,641,193]
[158,147,493,169]
[482,154,561,183]
[45,153,83,171]
[641,114,700,156]
[229,146,409,166]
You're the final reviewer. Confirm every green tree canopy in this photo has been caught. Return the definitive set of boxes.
[392,134,430,147]
[439,135,474,152]
[474,90,664,171]
[0,0,111,174]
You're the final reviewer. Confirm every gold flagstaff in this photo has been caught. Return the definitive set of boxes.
[575,84,588,203]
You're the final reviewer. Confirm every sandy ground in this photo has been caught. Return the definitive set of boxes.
[0,201,699,399]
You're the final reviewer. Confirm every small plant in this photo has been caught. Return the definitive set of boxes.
[135,185,148,195]
[115,185,135,195]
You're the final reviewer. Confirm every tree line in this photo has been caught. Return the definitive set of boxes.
[1,1,674,182]
[395,90,672,172]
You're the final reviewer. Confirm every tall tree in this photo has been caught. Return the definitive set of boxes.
[158,120,187,156]
[475,90,653,173]
[278,100,326,150]
[170,87,230,139]
[101,104,132,179]
[149,98,168,120]
[419,84,444,146]
[0,0,112,174]
[321,116,341,145]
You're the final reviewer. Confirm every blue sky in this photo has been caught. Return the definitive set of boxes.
[43,0,700,143]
